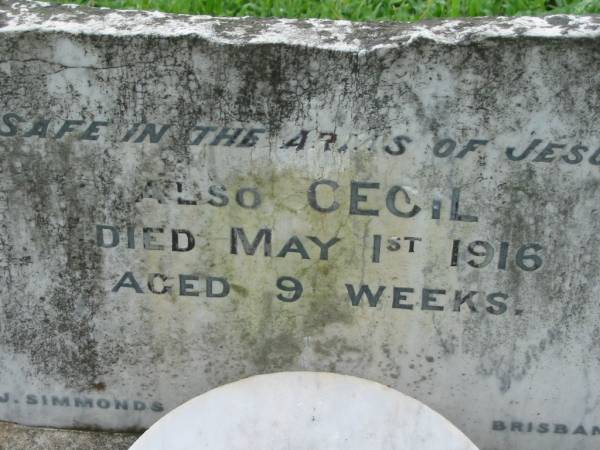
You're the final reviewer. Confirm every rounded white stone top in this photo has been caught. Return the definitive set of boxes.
[129,372,478,450]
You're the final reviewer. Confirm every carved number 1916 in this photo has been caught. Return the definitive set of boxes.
[451,240,543,271]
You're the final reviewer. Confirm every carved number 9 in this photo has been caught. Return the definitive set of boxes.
[276,276,303,302]
[467,241,494,268]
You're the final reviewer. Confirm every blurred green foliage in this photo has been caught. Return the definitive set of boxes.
[53,0,600,20]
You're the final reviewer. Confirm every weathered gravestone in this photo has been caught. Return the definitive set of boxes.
[0,1,599,449]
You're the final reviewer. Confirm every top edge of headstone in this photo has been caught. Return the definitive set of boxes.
[0,0,599,52]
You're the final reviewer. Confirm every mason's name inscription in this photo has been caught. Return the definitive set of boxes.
[0,392,163,413]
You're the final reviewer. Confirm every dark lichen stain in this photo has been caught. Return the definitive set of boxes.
[545,15,572,27]
[230,283,249,297]
[0,134,118,390]
[303,295,354,336]
[251,332,303,369]
[92,382,106,391]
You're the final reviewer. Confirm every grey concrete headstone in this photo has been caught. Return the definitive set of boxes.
[0,2,599,449]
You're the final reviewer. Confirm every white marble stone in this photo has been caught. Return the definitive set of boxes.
[129,372,478,450]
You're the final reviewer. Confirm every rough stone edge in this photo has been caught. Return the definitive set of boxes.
[0,0,599,52]
[0,420,140,450]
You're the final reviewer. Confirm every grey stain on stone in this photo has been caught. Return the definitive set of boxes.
[0,421,139,450]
